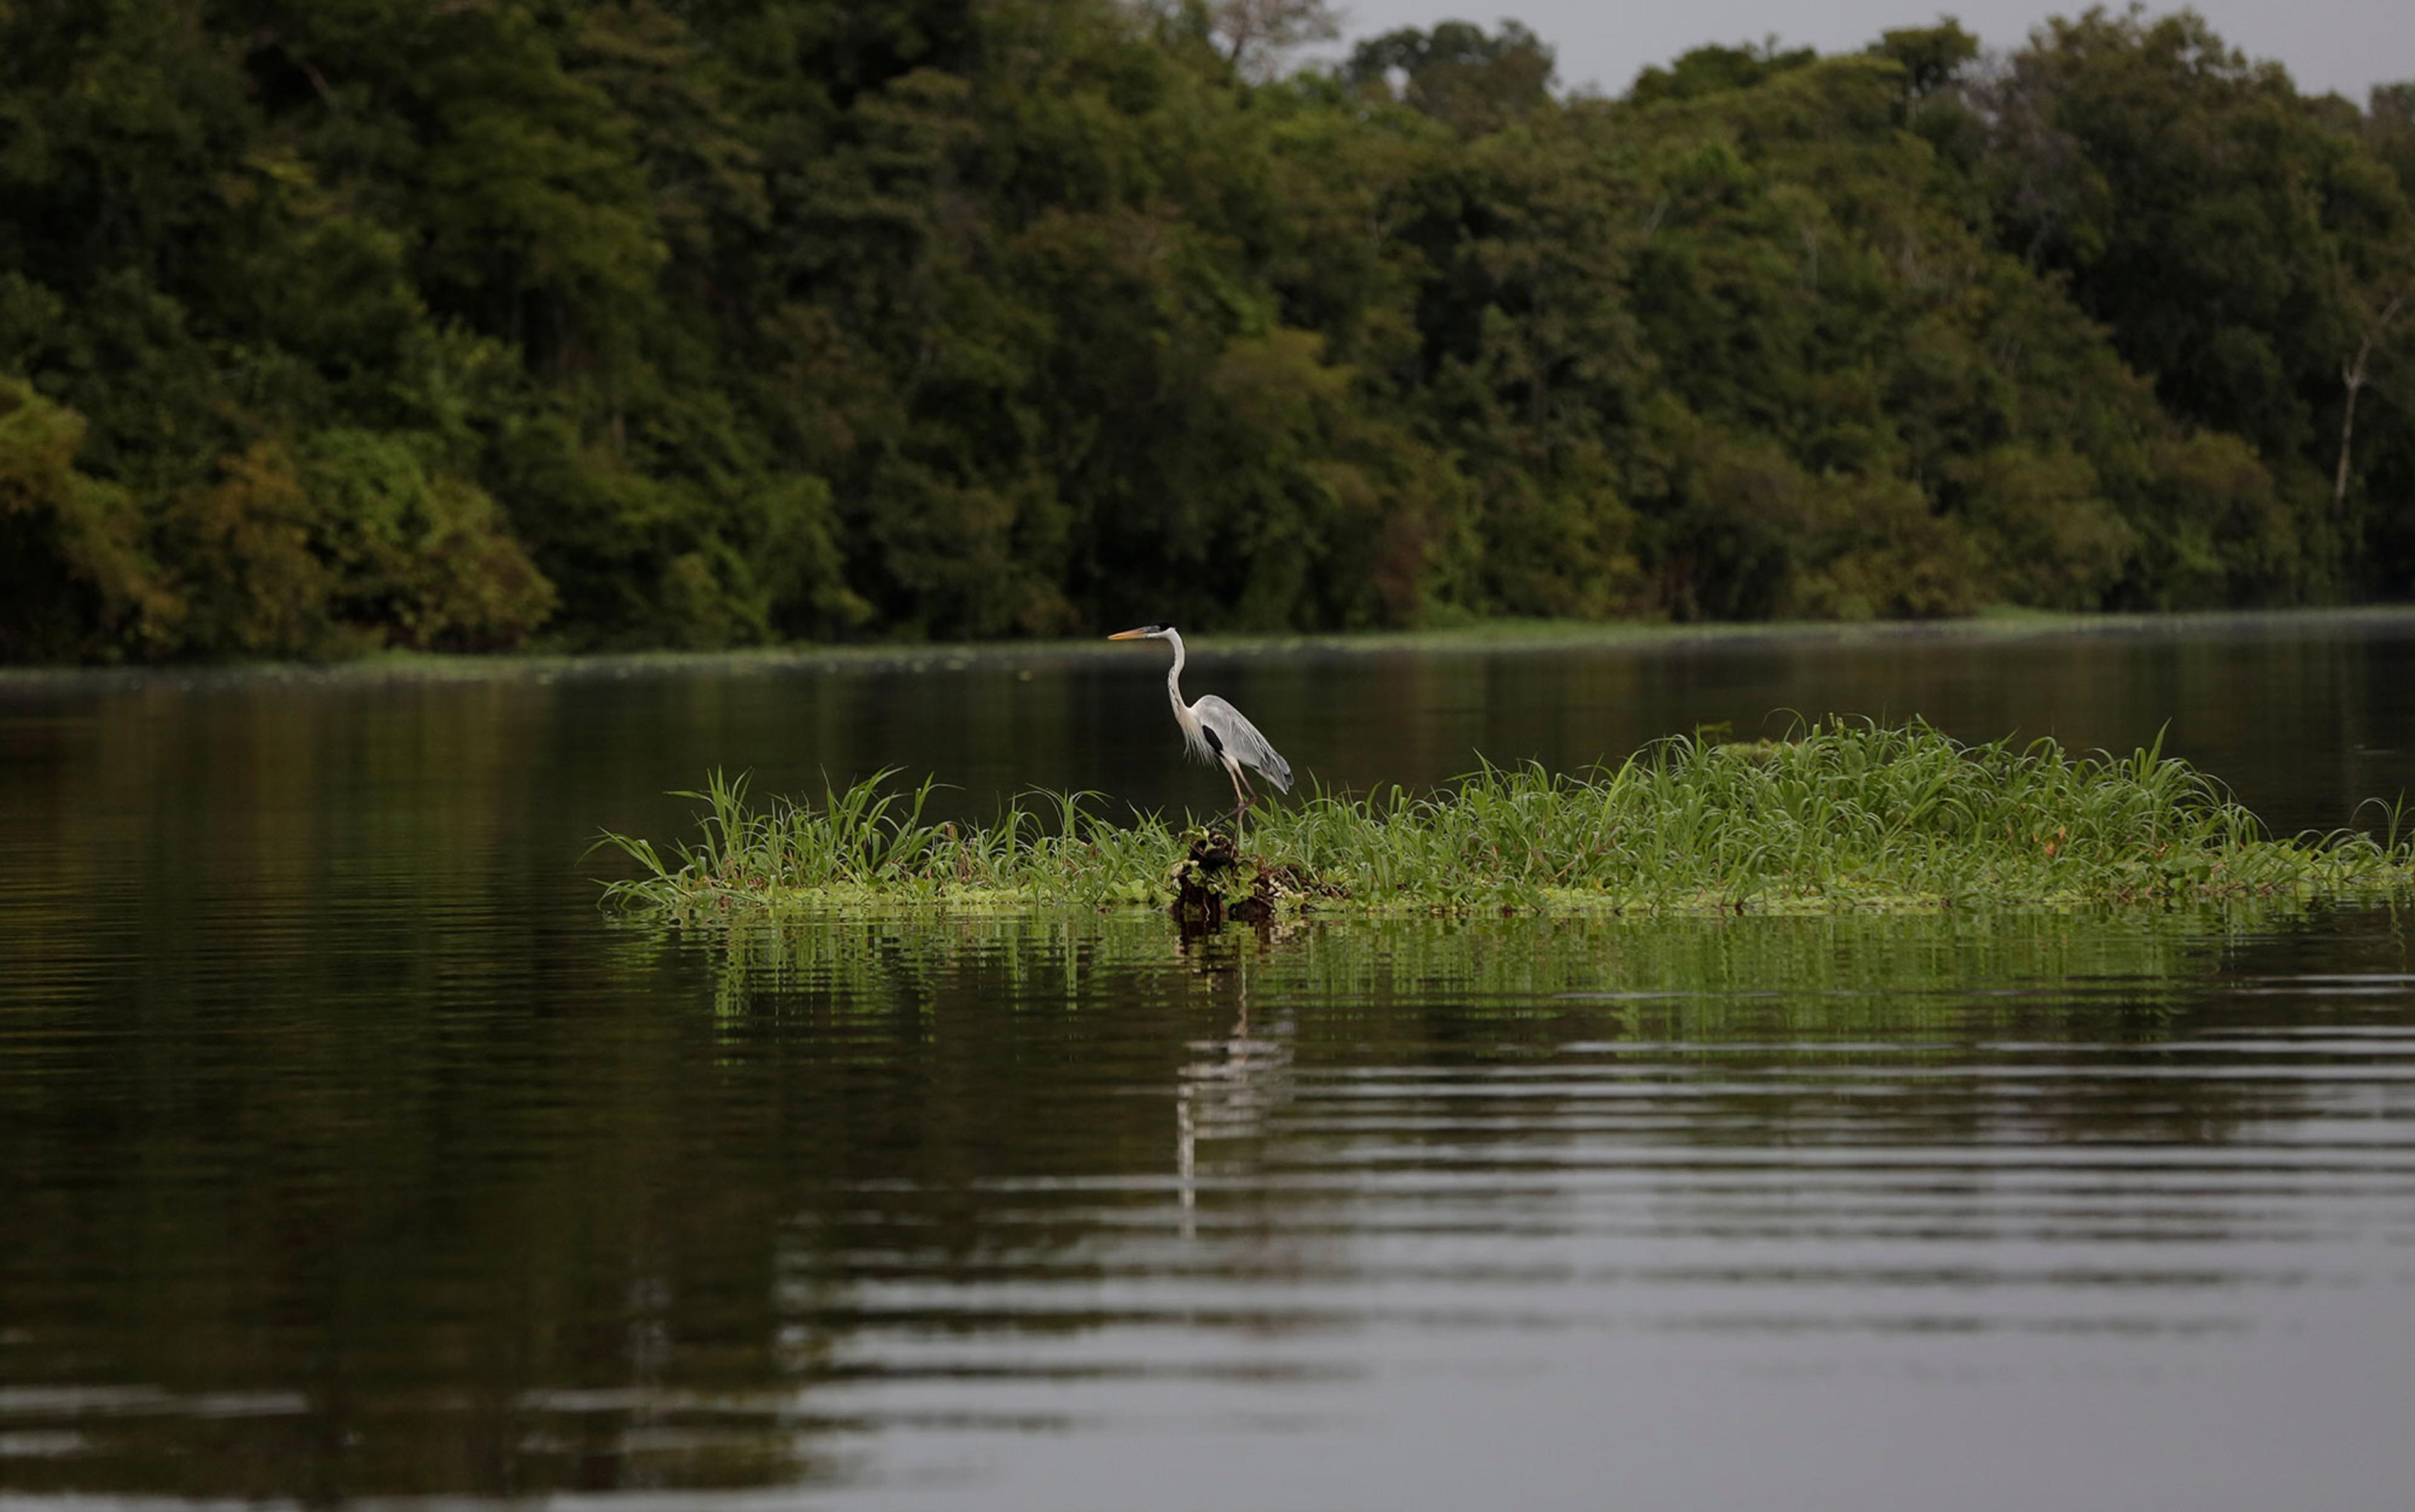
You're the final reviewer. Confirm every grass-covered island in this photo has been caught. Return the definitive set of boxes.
[596,722,2414,921]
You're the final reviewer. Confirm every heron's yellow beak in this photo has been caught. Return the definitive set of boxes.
[1107,628,1149,640]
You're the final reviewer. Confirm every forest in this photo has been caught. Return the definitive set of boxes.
[3,1,2412,662]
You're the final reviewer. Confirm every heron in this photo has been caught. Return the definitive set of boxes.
[1108,625,1293,831]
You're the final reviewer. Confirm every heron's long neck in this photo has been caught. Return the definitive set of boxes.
[1163,630,1189,718]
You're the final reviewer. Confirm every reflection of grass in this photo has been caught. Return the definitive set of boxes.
[594,720,2414,918]
[677,905,2298,1049]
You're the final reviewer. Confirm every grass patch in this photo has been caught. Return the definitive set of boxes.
[593,719,2414,919]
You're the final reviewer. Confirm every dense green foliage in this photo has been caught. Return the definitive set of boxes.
[594,721,2415,915]
[5,3,2413,661]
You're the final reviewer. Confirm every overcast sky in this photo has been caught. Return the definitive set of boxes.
[1325,2,2414,104]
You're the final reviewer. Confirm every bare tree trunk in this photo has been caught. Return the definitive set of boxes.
[2338,291,2408,515]
[2336,358,2363,513]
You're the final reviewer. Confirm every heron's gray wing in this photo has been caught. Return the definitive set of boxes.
[1191,696,1293,791]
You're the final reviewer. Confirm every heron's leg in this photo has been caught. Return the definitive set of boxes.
[1224,759,1250,833]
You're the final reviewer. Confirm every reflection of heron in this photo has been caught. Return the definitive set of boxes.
[1108,625,1293,830]
[1175,985,1295,1240]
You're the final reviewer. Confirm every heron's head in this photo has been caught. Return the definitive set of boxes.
[1107,624,1172,641]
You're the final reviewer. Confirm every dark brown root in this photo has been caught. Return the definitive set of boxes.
[1168,829,1340,932]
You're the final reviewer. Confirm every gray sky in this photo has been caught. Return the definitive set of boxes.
[1326,2,2414,103]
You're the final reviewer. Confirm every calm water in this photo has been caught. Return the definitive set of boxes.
[6,613,2415,1509]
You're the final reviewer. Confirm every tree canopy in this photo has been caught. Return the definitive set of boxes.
[3,3,2411,662]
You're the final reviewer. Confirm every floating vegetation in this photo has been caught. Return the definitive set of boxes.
[593,721,2415,920]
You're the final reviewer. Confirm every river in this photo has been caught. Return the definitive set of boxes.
[4,611,2415,1509]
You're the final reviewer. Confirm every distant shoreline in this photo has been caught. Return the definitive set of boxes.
[8,605,2415,696]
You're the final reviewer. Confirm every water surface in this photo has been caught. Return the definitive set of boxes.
[5,613,2415,1508]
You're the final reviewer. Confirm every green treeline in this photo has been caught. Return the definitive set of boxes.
[3,2,2412,662]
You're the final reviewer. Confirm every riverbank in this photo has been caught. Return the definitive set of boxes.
[13,606,2415,694]
[594,721,2415,921]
